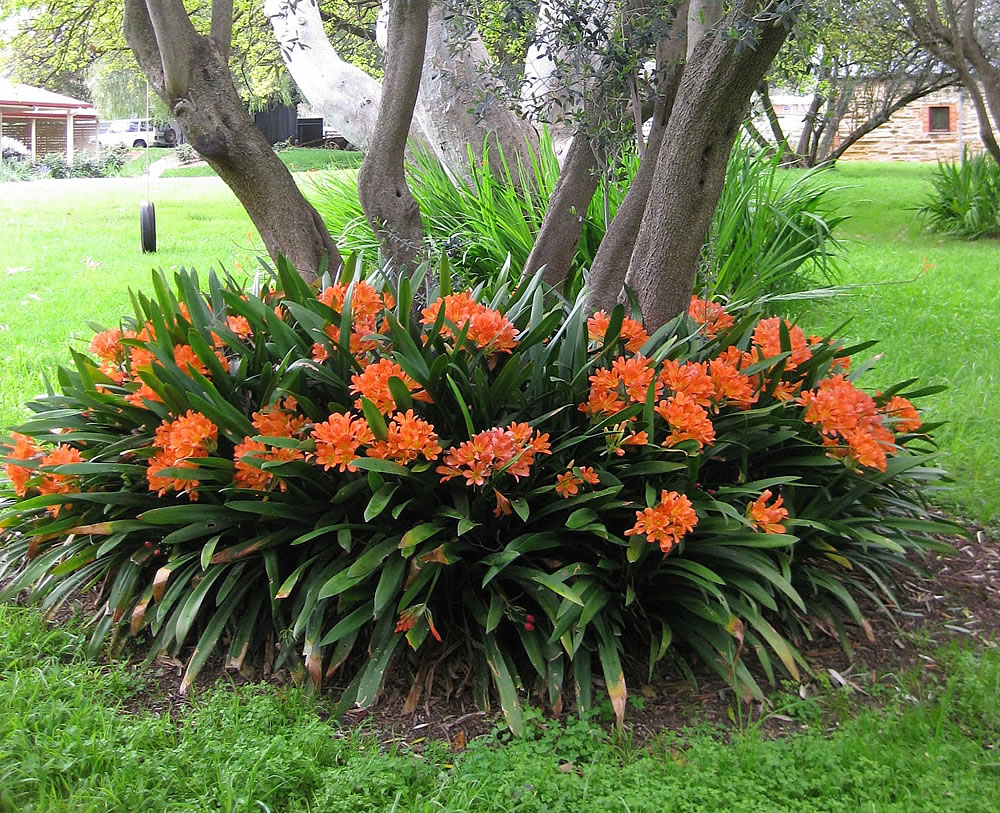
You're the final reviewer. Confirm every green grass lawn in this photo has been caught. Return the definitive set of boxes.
[117,147,175,178]
[1,604,998,813]
[162,147,362,178]
[0,177,256,428]
[794,162,1000,525]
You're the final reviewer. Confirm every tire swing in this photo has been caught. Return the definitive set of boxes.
[139,82,157,254]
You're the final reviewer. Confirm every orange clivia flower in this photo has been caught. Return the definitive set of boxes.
[2,432,42,498]
[655,392,716,449]
[311,412,375,473]
[252,399,306,439]
[437,423,550,486]
[311,342,330,363]
[882,396,921,434]
[227,315,252,339]
[555,471,583,498]
[367,410,442,465]
[37,444,84,516]
[89,328,124,362]
[611,355,659,402]
[493,488,513,517]
[350,358,431,414]
[751,317,812,369]
[625,490,698,553]
[707,354,758,410]
[846,427,888,472]
[801,375,897,470]
[688,296,735,337]
[421,292,519,354]
[233,438,272,491]
[146,411,218,500]
[580,356,658,417]
[579,466,600,485]
[748,489,788,534]
[659,359,715,407]
[587,310,649,352]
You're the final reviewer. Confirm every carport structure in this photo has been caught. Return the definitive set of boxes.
[0,78,98,161]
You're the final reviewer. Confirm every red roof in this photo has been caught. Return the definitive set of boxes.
[0,78,96,113]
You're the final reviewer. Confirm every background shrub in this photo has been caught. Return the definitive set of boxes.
[307,137,844,303]
[0,261,957,732]
[918,149,1000,239]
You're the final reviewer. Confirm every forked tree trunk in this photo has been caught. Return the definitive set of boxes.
[124,0,341,284]
[587,18,688,310]
[357,0,429,273]
[626,3,791,327]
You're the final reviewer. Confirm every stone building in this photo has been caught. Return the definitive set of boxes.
[838,86,987,162]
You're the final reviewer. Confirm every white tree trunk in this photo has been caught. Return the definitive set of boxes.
[263,0,389,152]
[412,3,538,180]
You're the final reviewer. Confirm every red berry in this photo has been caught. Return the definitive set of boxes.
[524,622,535,632]
[153,549,161,556]
[144,541,153,549]
[525,613,535,623]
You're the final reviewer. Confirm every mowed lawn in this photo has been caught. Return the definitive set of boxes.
[0,177,255,427]
[795,162,1000,525]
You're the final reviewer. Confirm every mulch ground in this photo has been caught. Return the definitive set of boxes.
[19,517,1000,749]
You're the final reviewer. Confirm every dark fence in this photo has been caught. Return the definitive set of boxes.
[253,105,297,145]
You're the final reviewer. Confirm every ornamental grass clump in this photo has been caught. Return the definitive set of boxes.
[0,260,960,733]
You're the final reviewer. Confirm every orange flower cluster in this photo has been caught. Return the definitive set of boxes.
[581,356,658,416]
[883,395,922,433]
[311,413,375,473]
[234,398,307,491]
[625,490,698,553]
[752,317,812,369]
[554,466,599,498]
[656,392,716,449]
[688,296,735,337]
[37,445,84,515]
[147,411,218,499]
[227,315,252,339]
[350,358,432,414]
[368,410,442,465]
[707,349,758,409]
[314,281,394,361]
[421,292,519,355]
[587,310,650,353]
[437,422,550,486]
[748,490,788,534]
[800,374,908,471]
[2,432,42,497]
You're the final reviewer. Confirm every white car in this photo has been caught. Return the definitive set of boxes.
[99,119,177,149]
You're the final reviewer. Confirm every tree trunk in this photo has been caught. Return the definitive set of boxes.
[357,0,428,274]
[687,0,723,57]
[758,82,792,153]
[523,131,601,288]
[794,92,825,163]
[263,0,394,153]
[626,3,791,328]
[414,3,538,182]
[587,19,688,310]
[124,0,340,284]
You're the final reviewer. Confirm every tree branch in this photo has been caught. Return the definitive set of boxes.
[211,0,234,62]
[144,0,199,100]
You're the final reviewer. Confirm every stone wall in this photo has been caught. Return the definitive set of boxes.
[839,87,987,162]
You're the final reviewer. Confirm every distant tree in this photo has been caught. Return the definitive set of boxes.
[899,0,1000,163]
[754,0,955,168]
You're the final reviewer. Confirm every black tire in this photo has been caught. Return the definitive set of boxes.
[140,201,156,254]
[133,139,147,148]
[163,129,177,146]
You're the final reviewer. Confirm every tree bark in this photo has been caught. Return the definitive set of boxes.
[523,130,602,288]
[687,0,723,57]
[587,17,689,310]
[357,0,429,274]
[626,2,792,328]
[264,0,396,153]
[124,0,340,284]
[413,3,538,182]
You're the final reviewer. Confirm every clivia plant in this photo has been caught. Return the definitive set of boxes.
[0,257,959,733]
